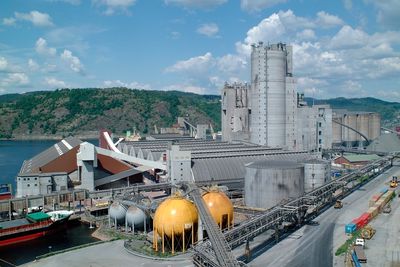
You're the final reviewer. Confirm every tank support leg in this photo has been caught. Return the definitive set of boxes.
[192,223,194,245]
[162,225,165,254]
[172,225,175,254]
[183,226,185,253]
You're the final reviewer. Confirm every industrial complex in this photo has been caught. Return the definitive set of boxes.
[1,42,400,267]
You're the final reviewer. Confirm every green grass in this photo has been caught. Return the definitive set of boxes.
[335,229,361,256]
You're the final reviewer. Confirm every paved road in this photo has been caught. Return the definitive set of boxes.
[23,240,194,267]
[249,165,400,267]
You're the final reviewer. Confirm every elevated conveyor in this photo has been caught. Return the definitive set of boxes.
[185,183,241,267]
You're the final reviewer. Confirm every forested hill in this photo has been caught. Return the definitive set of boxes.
[0,88,398,139]
[0,88,220,139]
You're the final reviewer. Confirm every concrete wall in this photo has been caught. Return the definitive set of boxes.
[221,82,250,142]
[16,173,66,197]
[332,111,381,147]
[304,160,331,193]
[167,145,192,185]
[244,161,304,209]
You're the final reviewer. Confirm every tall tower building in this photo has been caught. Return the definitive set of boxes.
[250,42,296,148]
[221,82,250,142]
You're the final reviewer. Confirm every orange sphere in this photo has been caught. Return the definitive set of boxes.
[154,196,198,237]
[202,191,233,228]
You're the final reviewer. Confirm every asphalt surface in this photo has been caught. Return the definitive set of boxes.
[249,165,400,267]
[22,240,194,267]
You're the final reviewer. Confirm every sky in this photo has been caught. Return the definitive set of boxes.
[0,0,399,101]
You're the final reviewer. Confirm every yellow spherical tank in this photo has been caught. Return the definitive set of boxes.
[153,195,198,254]
[202,190,234,230]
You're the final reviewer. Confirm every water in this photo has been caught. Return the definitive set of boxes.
[0,140,57,194]
[0,222,98,266]
[0,140,100,265]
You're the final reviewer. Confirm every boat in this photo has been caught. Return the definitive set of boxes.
[47,210,74,222]
[0,210,71,246]
[0,184,12,200]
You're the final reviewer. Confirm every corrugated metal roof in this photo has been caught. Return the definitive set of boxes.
[367,133,400,153]
[342,153,381,162]
[192,152,315,182]
[20,137,82,174]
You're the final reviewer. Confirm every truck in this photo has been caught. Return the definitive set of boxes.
[390,176,398,188]
[354,245,367,263]
[361,225,376,239]
[334,200,343,209]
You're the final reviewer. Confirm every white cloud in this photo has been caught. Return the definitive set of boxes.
[103,79,151,90]
[163,83,207,94]
[316,11,344,28]
[45,77,67,88]
[28,59,39,71]
[60,49,84,73]
[3,73,30,86]
[330,26,368,49]
[165,52,214,74]
[366,0,400,29]
[240,0,286,12]
[164,0,227,9]
[217,54,247,74]
[296,29,316,40]
[92,0,137,15]
[35,38,57,56]
[0,57,8,71]
[14,11,54,27]
[197,23,219,37]
[2,17,16,26]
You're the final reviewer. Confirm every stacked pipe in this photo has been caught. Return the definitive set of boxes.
[345,186,395,234]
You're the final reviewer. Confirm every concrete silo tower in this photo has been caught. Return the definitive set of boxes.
[250,42,296,149]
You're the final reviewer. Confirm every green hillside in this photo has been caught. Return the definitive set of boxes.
[0,88,220,139]
[0,88,398,139]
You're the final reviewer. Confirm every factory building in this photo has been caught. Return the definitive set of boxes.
[117,138,318,189]
[16,136,143,197]
[332,110,381,147]
[221,42,332,152]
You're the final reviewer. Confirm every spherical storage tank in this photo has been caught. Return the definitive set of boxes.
[245,160,304,210]
[202,189,233,230]
[109,201,128,226]
[303,159,331,193]
[153,195,198,254]
[125,205,147,231]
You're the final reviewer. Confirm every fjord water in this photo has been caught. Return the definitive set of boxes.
[0,140,99,265]
[0,140,57,194]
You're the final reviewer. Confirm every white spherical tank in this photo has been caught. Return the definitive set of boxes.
[245,160,304,209]
[109,201,128,226]
[303,159,331,193]
[125,205,147,230]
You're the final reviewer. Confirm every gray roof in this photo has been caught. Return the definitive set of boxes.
[19,136,82,174]
[367,133,400,153]
[192,152,315,182]
[246,160,303,169]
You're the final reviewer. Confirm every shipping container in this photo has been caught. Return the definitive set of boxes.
[345,223,357,234]
[380,187,388,194]
[367,206,379,219]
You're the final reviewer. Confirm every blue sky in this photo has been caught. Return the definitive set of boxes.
[0,0,399,101]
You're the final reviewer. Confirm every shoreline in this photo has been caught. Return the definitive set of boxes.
[0,134,100,141]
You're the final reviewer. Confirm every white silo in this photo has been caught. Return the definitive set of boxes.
[303,159,331,193]
[250,42,295,148]
[244,160,304,209]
